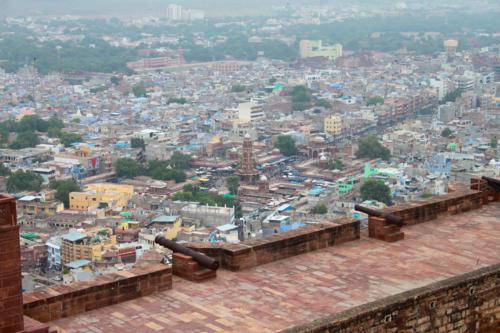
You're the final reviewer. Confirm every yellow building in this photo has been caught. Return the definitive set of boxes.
[299,40,343,61]
[149,215,183,240]
[139,215,185,248]
[69,183,134,212]
[324,115,342,136]
[443,39,459,53]
[60,228,117,265]
[18,196,64,217]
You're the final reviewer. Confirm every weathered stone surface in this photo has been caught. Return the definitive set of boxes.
[0,196,25,333]
[48,203,500,333]
[188,219,360,271]
[172,252,216,282]
[23,264,172,323]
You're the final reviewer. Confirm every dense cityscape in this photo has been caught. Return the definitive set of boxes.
[0,1,499,333]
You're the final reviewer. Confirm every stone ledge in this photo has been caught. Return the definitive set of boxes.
[279,263,500,333]
[188,219,360,271]
[381,188,484,226]
[23,263,172,323]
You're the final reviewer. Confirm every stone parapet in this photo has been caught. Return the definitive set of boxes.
[279,263,500,333]
[188,219,360,271]
[23,264,172,323]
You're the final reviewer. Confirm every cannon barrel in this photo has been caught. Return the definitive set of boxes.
[155,236,219,270]
[482,176,500,191]
[354,205,404,227]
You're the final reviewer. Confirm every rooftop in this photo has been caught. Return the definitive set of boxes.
[49,202,500,333]
[61,231,87,242]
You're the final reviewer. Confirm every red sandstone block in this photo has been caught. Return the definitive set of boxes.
[0,323,24,333]
[383,232,405,243]
[0,295,22,311]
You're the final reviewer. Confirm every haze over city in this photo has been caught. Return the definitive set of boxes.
[1,0,498,17]
[0,1,499,333]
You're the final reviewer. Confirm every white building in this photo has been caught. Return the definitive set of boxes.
[46,236,62,269]
[237,101,265,123]
[167,4,182,21]
[178,202,235,227]
[183,9,205,20]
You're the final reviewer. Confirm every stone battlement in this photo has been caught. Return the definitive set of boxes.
[187,218,360,271]
[383,188,484,226]
[23,263,172,323]
[279,263,500,333]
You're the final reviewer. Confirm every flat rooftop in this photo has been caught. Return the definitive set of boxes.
[50,203,500,333]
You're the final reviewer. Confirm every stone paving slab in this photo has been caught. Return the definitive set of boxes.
[49,203,500,333]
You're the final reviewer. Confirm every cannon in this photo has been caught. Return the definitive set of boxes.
[354,205,404,227]
[482,176,500,192]
[155,236,219,270]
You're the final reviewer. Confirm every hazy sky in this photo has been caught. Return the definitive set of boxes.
[0,0,493,18]
[0,0,397,18]
[2,0,286,17]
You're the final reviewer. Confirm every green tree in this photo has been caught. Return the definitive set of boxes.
[327,158,344,170]
[132,83,147,98]
[275,135,298,156]
[48,127,62,138]
[130,137,145,149]
[490,136,498,148]
[47,116,64,130]
[311,204,328,214]
[167,97,188,104]
[172,191,194,201]
[50,179,81,208]
[356,135,391,161]
[360,179,392,205]
[59,132,82,147]
[115,158,141,178]
[315,98,331,108]
[226,175,240,195]
[0,163,11,176]
[17,115,49,132]
[7,170,44,192]
[168,152,192,170]
[441,127,453,138]
[9,131,40,149]
[442,89,462,103]
[291,85,312,111]
[366,96,384,106]
[150,168,186,183]
[146,160,187,183]
[110,76,121,85]
[230,84,246,93]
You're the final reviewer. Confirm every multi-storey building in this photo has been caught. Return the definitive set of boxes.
[60,229,116,265]
[299,40,343,61]
[69,183,134,212]
[324,115,342,137]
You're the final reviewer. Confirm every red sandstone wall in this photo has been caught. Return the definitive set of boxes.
[0,224,24,333]
[0,196,25,333]
[383,189,484,226]
[279,263,500,333]
[23,264,172,323]
[189,220,360,271]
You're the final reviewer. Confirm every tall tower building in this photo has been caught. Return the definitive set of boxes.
[167,4,182,21]
[236,134,259,184]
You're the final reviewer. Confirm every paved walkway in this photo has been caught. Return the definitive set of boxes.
[50,203,500,333]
